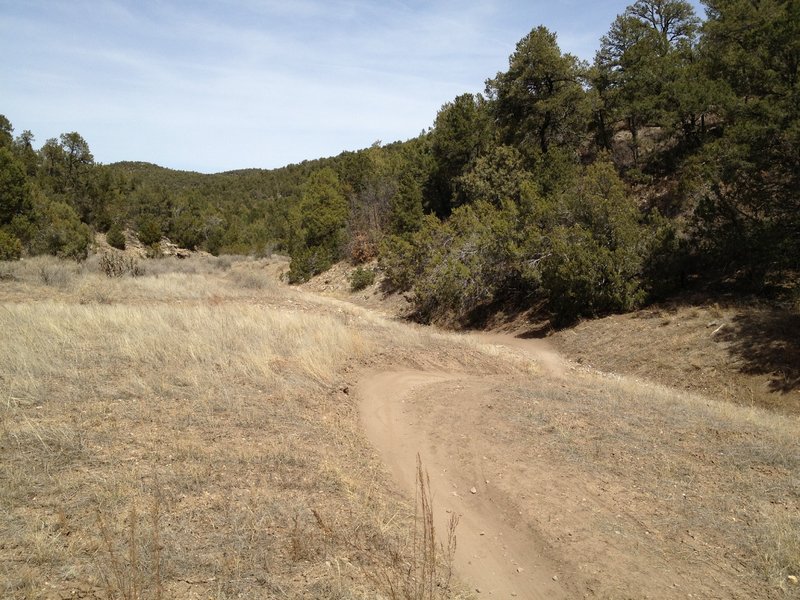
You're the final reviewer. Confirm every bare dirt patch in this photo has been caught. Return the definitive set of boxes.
[357,363,800,599]
[358,370,570,599]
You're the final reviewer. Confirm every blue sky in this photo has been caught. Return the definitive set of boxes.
[1,0,705,173]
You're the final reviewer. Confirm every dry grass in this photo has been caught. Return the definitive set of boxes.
[437,369,800,597]
[0,256,483,599]
[552,301,800,414]
[398,456,459,600]
[7,253,795,598]
[0,301,369,403]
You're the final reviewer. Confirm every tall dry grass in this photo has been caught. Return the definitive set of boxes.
[0,301,369,405]
[0,256,480,599]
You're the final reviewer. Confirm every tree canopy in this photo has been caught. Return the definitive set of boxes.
[1,0,797,324]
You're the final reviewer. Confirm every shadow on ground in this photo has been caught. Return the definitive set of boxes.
[719,309,800,393]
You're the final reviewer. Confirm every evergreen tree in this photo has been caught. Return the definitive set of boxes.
[486,27,588,158]
[428,93,493,215]
[691,0,800,284]
[29,189,92,260]
[13,130,38,177]
[287,167,348,282]
[0,148,31,228]
[106,223,126,250]
[389,172,424,238]
[455,145,536,208]
[0,115,12,148]
[595,0,703,161]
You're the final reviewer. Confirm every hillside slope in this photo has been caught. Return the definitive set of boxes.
[304,261,800,416]
[2,255,798,598]
[550,300,800,416]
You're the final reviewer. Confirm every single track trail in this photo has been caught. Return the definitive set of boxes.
[304,274,788,600]
[357,335,574,599]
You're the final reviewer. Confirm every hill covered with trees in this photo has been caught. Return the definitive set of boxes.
[1,0,797,324]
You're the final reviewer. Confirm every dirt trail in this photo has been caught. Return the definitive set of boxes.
[357,336,572,599]
[303,272,787,599]
[471,332,568,378]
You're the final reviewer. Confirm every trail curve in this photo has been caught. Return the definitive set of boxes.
[358,353,570,598]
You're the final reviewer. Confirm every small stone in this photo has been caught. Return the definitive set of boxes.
[470,487,477,494]
[788,575,798,585]
[516,567,524,573]
[552,575,559,582]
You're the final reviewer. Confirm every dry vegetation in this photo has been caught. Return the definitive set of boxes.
[2,254,799,599]
[551,300,800,415]
[407,369,800,598]
[0,255,494,599]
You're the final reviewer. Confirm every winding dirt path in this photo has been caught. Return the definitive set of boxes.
[357,335,572,598]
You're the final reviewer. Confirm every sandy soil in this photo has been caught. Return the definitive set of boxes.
[354,330,798,599]
[359,369,570,599]
[356,335,584,599]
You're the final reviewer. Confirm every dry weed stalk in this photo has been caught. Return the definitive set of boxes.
[96,494,163,600]
[309,455,459,599]
[373,455,459,600]
[150,491,163,600]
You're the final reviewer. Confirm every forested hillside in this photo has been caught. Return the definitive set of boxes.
[1,0,797,324]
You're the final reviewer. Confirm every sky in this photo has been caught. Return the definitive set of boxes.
[1,0,705,174]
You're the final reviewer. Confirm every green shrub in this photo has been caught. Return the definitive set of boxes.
[137,216,162,247]
[286,246,335,283]
[0,229,23,261]
[409,203,521,322]
[350,266,376,291]
[378,215,447,293]
[145,242,162,259]
[378,160,654,326]
[106,224,126,250]
[29,196,92,260]
[170,208,204,250]
[286,167,348,283]
[540,225,645,325]
[0,148,32,228]
[528,161,651,324]
[378,235,418,292]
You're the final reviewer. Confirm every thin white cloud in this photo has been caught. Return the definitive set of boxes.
[1,0,667,172]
